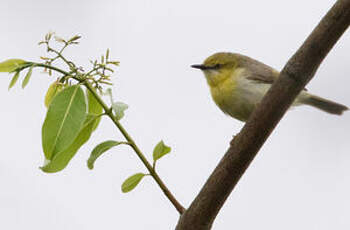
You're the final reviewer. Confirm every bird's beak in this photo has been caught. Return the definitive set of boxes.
[191,64,207,70]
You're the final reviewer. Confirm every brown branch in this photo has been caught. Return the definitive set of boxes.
[176,1,350,229]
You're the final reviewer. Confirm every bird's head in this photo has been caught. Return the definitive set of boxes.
[191,52,238,86]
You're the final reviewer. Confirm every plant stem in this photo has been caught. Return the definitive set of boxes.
[31,63,70,76]
[31,62,185,214]
[84,82,185,214]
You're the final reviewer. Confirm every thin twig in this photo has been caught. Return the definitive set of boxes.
[84,83,185,214]
[26,62,185,214]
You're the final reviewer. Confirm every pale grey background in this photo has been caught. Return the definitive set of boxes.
[0,0,349,229]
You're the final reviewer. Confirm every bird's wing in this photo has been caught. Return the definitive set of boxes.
[235,53,309,90]
[246,71,278,84]
[237,53,279,84]
[246,68,308,91]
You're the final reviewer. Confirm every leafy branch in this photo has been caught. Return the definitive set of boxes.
[0,33,184,214]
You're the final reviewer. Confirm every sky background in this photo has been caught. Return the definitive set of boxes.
[0,0,349,229]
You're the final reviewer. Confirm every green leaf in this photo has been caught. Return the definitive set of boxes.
[8,71,20,90]
[106,49,110,60]
[0,59,26,72]
[112,101,128,120]
[41,114,97,173]
[87,89,103,131]
[87,140,122,170]
[121,173,145,193]
[44,81,64,108]
[68,35,81,43]
[153,140,171,161]
[87,89,103,114]
[21,66,33,88]
[42,85,87,160]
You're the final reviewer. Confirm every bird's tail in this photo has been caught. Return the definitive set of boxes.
[302,94,348,115]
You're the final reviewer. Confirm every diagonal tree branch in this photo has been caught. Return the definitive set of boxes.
[176,0,350,229]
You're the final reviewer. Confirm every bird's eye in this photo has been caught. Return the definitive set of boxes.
[212,64,221,69]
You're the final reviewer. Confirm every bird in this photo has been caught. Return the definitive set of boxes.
[191,52,348,122]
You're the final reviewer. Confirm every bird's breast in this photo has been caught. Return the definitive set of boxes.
[210,76,240,114]
[209,70,262,121]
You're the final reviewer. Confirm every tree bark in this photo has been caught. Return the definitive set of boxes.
[176,0,350,229]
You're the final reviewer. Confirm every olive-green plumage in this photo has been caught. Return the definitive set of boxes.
[192,52,348,121]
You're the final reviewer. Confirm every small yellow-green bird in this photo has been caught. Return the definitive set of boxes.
[192,52,348,122]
